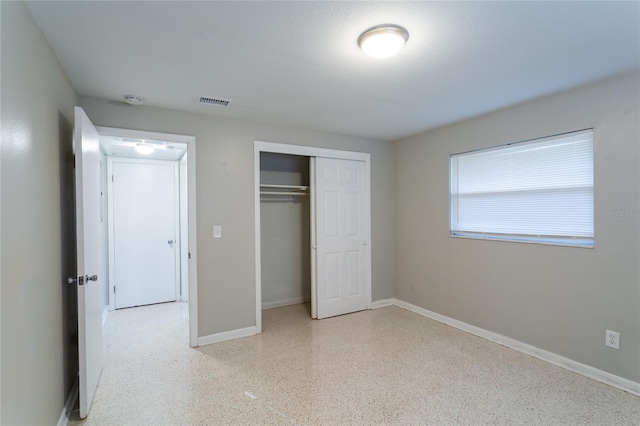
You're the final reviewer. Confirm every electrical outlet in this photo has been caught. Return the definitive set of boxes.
[605,330,620,349]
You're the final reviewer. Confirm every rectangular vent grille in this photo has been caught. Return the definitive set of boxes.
[199,96,230,107]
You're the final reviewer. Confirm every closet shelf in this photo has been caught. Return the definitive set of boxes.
[260,191,308,196]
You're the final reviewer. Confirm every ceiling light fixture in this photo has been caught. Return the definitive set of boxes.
[135,142,154,155]
[358,24,409,59]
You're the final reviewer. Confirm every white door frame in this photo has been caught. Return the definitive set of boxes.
[107,157,181,309]
[98,126,199,348]
[254,141,371,333]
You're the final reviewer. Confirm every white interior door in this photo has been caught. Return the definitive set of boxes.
[74,107,104,419]
[111,160,178,309]
[315,157,370,319]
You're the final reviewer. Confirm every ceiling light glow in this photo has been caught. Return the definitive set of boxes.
[358,24,409,59]
[135,142,154,155]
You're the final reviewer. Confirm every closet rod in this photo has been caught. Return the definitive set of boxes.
[260,184,308,190]
[260,191,309,196]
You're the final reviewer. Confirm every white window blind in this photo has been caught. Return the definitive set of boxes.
[450,129,594,247]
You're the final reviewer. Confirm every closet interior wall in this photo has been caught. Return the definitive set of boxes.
[260,153,311,310]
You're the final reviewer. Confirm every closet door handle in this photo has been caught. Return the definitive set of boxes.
[363,241,368,246]
[313,244,317,249]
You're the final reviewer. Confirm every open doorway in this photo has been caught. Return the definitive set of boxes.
[97,127,198,347]
[259,153,312,318]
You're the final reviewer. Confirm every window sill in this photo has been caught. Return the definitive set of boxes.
[449,233,594,249]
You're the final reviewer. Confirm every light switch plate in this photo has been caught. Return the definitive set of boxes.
[213,225,222,239]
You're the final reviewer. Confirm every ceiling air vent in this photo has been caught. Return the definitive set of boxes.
[199,96,230,107]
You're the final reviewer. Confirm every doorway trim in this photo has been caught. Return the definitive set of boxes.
[254,141,372,333]
[97,126,199,348]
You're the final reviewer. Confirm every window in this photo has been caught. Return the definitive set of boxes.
[450,129,594,247]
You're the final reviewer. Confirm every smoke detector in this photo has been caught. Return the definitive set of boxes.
[124,95,144,105]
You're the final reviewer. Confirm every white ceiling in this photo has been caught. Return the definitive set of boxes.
[28,1,639,141]
[100,136,187,161]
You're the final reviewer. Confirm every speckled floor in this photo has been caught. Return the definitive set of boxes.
[70,302,639,425]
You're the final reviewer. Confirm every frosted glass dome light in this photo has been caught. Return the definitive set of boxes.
[135,142,154,155]
[358,24,409,59]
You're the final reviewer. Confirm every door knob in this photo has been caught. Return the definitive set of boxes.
[168,239,174,248]
[68,275,95,285]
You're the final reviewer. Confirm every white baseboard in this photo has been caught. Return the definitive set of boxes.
[387,298,640,397]
[102,306,109,328]
[57,379,78,426]
[262,297,309,310]
[371,298,394,309]
[198,326,258,347]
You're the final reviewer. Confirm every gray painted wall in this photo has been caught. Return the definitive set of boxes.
[78,96,396,336]
[394,72,640,382]
[1,2,79,424]
[260,153,311,306]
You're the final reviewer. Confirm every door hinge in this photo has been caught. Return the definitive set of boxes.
[188,252,191,259]
[111,174,114,182]
[114,286,116,294]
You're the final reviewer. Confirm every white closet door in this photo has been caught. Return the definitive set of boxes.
[315,157,369,319]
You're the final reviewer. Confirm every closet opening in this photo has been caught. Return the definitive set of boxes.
[259,153,313,320]
[254,141,373,334]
